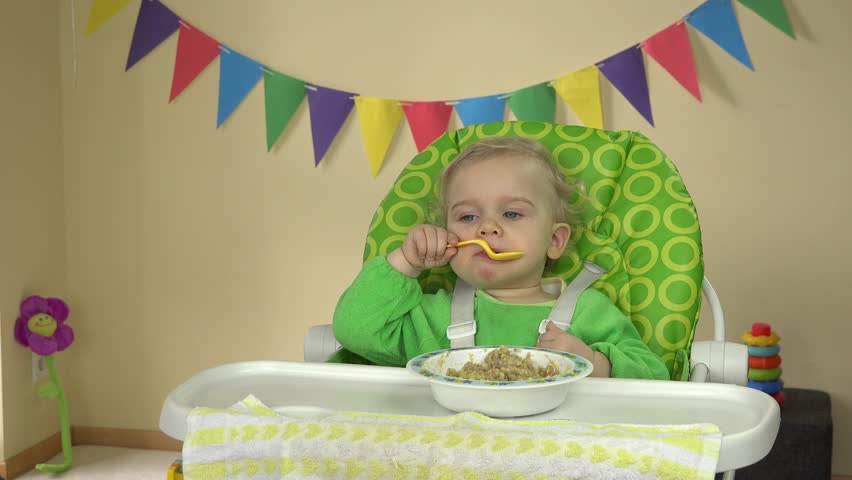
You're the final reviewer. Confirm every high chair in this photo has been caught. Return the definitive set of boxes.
[161,122,779,478]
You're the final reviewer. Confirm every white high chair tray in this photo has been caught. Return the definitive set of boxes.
[160,360,779,473]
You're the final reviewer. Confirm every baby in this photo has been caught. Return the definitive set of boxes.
[332,137,669,380]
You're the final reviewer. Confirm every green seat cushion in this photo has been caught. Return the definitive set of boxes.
[363,121,703,380]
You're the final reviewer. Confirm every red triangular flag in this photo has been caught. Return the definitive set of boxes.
[402,101,454,152]
[170,21,220,102]
[643,21,702,102]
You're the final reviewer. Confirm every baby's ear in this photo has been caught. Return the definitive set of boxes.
[547,223,571,259]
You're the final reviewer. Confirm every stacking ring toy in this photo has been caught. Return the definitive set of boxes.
[748,379,783,394]
[749,355,781,369]
[748,345,780,356]
[748,367,782,381]
[741,331,780,347]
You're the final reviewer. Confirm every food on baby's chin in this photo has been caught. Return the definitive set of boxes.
[445,346,560,381]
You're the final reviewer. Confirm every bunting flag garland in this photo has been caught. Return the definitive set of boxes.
[737,0,795,39]
[125,0,179,71]
[687,0,754,70]
[85,0,133,34]
[354,97,404,177]
[455,95,507,127]
[263,70,306,151]
[508,83,556,123]
[217,47,263,128]
[402,101,454,152]
[643,22,702,102]
[90,0,797,174]
[170,21,221,102]
[552,67,603,129]
[598,46,654,126]
[306,85,356,166]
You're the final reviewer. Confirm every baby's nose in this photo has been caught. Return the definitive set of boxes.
[479,219,502,236]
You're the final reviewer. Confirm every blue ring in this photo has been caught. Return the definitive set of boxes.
[748,379,783,394]
[748,345,780,357]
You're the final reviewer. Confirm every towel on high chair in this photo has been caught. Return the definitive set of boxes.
[182,395,721,480]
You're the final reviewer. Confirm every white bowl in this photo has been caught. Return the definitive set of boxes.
[406,346,593,417]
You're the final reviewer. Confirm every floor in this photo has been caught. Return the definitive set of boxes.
[16,446,178,480]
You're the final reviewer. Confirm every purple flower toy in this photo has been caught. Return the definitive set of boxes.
[14,295,74,473]
[15,295,75,355]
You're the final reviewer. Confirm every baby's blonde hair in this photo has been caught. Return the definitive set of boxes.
[431,137,582,230]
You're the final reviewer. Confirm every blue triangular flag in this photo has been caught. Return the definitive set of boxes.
[687,0,754,70]
[455,95,506,126]
[217,47,263,127]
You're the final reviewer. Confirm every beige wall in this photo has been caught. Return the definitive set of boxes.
[7,0,838,474]
[0,2,66,459]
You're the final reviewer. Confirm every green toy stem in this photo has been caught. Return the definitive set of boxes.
[35,355,72,473]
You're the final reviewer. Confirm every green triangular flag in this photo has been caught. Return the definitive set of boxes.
[508,82,555,123]
[738,0,795,39]
[263,69,306,151]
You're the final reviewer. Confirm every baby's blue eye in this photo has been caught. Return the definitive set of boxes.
[504,211,522,219]
[459,214,477,222]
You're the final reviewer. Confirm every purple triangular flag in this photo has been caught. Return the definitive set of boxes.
[306,85,355,166]
[126,0,180,70]
[597,45,654,126]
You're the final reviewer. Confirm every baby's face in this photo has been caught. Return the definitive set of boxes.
[445,155,567,291]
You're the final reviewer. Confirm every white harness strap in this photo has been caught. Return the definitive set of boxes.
[447,262,607,348]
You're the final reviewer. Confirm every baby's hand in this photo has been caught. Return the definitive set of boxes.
[387,225,459,278]
[536,321,611,378]
[535,320,594,359]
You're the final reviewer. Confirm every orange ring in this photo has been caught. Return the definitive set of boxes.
[748,355,781,369]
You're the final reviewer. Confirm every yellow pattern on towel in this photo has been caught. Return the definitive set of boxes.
[182,395,721,480]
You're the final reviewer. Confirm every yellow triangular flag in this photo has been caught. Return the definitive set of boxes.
[354,97,403,177]
[553,66,603,129]
[85,0,133,34]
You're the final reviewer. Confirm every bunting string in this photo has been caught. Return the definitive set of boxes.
[85,0,796,176]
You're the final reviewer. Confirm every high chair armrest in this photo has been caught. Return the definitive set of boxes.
[304,324,341,362]
[689,340,748,385]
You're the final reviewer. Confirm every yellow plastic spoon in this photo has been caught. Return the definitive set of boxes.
[448,239,524,261]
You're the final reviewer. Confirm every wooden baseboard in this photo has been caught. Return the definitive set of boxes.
[71,426,182,451]
[0,427,181,479]
[0,432,61,479]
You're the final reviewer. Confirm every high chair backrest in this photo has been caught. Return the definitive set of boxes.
[364,122,703,380]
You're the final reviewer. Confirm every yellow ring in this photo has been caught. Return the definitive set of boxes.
[655,313,691,350]
[552,143,591,175]
[385,201,425,233]
[592,144,626,177]
[513,122,553,139]
[664,176,691,202]
[659,274,698,312]
[626,144,663,170]
[364,236,378,259]
[619,276,655,312]
[475,122,512,138]
[663,203,699,234]
[624,239,659,276]
[368,206,385,233]
[623,204,661,239]
[393,171,433,200]
[405,146,442,171]
[623,171,662,203]
[378,234,407,256]
[741,332,780,347]
[555,125,594,142]
[630,313,653,344]
[661,237,701,273]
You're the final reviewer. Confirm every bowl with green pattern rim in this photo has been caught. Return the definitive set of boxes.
[407,346,593,417]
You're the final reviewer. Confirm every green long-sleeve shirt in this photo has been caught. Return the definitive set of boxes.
[332,256,669,380]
